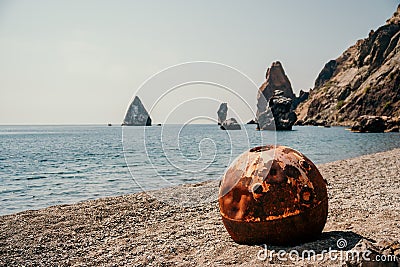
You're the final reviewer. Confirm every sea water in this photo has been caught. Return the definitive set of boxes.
[1,124,399,215]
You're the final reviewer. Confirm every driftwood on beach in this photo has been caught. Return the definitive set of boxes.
[1,149,399,266]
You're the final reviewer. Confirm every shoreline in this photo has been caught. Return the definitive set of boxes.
[1,149,400,266]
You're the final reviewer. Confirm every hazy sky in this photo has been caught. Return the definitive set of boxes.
[0,0,398,124]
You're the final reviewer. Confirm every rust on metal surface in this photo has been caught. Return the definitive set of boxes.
[218,145,328,245]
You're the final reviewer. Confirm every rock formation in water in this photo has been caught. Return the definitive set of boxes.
[296,5,400,126]
[257,61,295,115]
[217,103,228,125]
[256,61,298,130]
[270,90,297,130]
[220,118,241,130]
[257,110,274,131]
[122,96,152,126]
[217,103,241,130]
[257,90,297,130]
[351,115,386,133]
[351,115,400,133]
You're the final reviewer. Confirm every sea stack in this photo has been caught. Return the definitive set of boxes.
[257,61,295,110]
[217,103,228,125]
[256,61,297,130]
[217,103,241,130]
[122,96,152,126]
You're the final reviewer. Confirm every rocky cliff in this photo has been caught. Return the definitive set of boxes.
[296,5,400,126]
[122,96,152,126]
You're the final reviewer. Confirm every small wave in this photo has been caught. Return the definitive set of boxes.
[38,159,50,162]
[1,188,24,194]
[27,176,47,180]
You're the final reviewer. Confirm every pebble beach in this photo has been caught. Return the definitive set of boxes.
[1,149,400,266]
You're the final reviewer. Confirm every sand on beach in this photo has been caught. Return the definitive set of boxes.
[1,149,399,266]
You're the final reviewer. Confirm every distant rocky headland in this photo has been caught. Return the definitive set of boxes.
[295,5,400,132]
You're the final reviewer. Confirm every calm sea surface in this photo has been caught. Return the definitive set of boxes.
[1,124,400,215]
